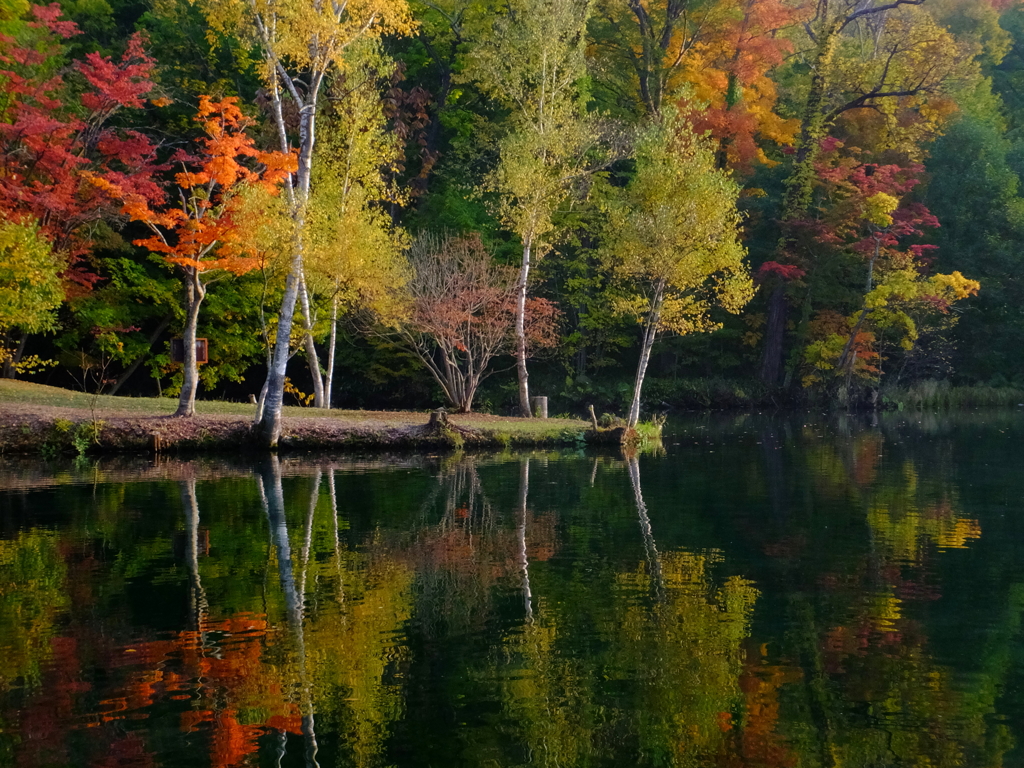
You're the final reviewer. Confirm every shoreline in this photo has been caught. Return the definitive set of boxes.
[0,399,592,456]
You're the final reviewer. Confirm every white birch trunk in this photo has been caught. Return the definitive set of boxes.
[298,276,325,408]
[515,458,534,622]
[515,239,532,417]
[258,91,317,445]
[324,295,338,410]
[627,281,665,428]
[175,273,205,418]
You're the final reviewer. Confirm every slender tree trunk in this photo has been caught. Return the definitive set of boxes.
[181,478,208,629]
[256,71,318,446]
[627,282,664,428]
[258,457,320,766]
[328,469,346,603]
[515,239,532,417]
[175,276,205,418]
[324,295,338,409]
[107,314,172,395]
[298,276,325,407]
[627,454,664,600]
[259,268,302,446]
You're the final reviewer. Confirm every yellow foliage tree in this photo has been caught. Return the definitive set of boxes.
[203,0,413,442]
[0,220,62,378]
[604,110,753,427]
[302,43,409,409]
[469,0,605,416]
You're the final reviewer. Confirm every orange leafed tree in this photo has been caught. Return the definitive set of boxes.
[681,0,806,171]
[115,96,296,417]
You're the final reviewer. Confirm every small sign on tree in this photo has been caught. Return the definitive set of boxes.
[171,338,208,364]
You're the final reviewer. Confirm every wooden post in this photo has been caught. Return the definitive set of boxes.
[588,404,599,431]
[531,396,548,419]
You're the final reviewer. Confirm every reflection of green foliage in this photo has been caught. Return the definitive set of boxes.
[486,548,758,767]
[7,433,1024,768]
[612,554,758,765]
[306,557,413,768]
[0,530,68,690]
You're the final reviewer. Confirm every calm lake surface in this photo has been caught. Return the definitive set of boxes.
[2,411,1024,767]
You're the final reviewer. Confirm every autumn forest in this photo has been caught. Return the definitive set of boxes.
[2,0,1022,434]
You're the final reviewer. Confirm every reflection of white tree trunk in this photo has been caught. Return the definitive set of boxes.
[627,455,664,600]
[298,471,322,598]
[258,458,321,768]
[328,469,346,607]
[516,458,534,622]
[181,477,208,630]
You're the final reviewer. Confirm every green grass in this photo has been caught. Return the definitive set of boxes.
[881,381,1024,410]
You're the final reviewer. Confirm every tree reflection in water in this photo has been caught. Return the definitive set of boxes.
[1,416,1021,767]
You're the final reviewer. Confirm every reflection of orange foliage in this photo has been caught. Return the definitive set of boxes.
[924,500,981,550]
[717,711,733,732]
[851,434,883,487]
[737,664,801,767]
[182,710,266,768]
[527,512,558,563]
[8,612,303,768]
[717,652,801,768]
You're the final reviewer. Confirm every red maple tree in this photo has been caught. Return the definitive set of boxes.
[0,4,165,292]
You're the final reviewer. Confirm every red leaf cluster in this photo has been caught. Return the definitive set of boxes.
[756,261,806,283]
[0,5,164,291]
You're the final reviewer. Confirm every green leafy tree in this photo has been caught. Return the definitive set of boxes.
[604,112,753,427]
[0,220,62,377]
[469,0,602,416]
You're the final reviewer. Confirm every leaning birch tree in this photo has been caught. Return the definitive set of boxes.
[204,0,412,444]
[605,112,753,428]
[469,0,597,417]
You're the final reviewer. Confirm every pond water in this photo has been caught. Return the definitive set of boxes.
[2,411,1024,767]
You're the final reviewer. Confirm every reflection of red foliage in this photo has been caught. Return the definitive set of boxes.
[91,733,156,768]
[7,613,303,768]
[762,535,807,559]
[851,435,883,487]
[527,512,558,563]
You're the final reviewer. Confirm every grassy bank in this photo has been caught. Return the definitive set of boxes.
[0,380,590,455]
[880,381,1024,410]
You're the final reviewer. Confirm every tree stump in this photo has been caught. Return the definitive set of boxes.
[427,409,449,431]
[531,396,548,419]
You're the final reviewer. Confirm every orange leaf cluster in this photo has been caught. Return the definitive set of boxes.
[119,96,297,277]
[678,0,806,170]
